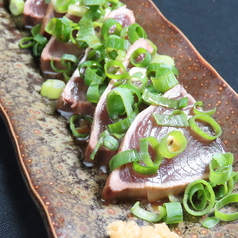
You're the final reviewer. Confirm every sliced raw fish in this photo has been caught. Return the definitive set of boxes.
[102,85,226,203]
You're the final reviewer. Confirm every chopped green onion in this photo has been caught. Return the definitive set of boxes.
[202,217,221,229]
[209,153,234,185]
[119,83,142,106]
[153,110,189,127]
[130,48,152,68]
[103,134,119,151]
[132,161,159,175]
[68,4,88,17]
[188,114,222,141]
[101,18,122,39]
[79,60,102,72]
[106,85,141,133]
[32,34,48,56]
[131,201,182,224]
[19,24,48,57]
[115,49,127,62]
[87,48,104,62]
[90,130,119,160]
[147,63,179,93]
[132,137,163,175]
[51,54,78,73]
[131,202,164,223]
[104,60,129,80]
[211,178,234,200]
[107,0,123,9]
[107,110,138,134]
[76,10,102,49]
[168,194,182,203]
[127,67,148,92]
[40,79,65,99]
[214,193,238,221]
[193,101,216,116]
[232,171,238,183]
[104,35,129,51]
[158,130,187,159]
[183,179,215,216]
[79,60,106,100]
[151,54,175,66]
[83,65,105,86]
[142,88,188,109]
[19,37,35,49]
[147,63,178,77]
[127,23,147,44]
[50,54,78,80]
[150,71,178,93]
[9,0,24,16]
[106,86,134,119]
[69,114,92,140]
[109,149,140,172]
[139,137,161,167]
[45,17,76,43]
[86,82,106,103]
[52,0,78,13]
[163,202,183,224]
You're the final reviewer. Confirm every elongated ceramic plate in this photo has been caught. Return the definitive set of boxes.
[1,0,238,237]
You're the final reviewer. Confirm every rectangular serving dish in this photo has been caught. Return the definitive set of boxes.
[0,0,238,237]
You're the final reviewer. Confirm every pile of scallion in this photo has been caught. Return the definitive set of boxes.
[10,0,238,230]
[131,152,238,228]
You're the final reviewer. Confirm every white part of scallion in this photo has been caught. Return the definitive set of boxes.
[40,79,65,100]
[9,0,24,16]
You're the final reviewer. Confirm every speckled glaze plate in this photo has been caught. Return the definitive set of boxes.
[1,0,238,237]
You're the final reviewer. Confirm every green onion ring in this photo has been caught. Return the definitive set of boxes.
[50,54,78,74]
[132,162,159,175]
[142,88,188,109]
[83,66,105,86]
[211,178,234,200]
[131,201,164,223]
[131,201,182,224]
[132,137,163,175]
[188,114,222,141]
[183,179,215,216]
[119,83,142,106]
[104,35,129,51]
[158,130,187,159]
[69,114,92,140]
[101,18,122,39]
[40,79,65,100]
[86,83,103,103]
[9,0,24,15]
[151,54,175,66]
[107,109,138,134]
[139,137,161,167]
[130,48,152,67]
[104,60,129,80]
[202,217,221,229]
[127,68,148,92]
[153,110,189,127]
[106,86,134,119]
[193,101,216,116]
[150,73,178,93]
[103,134,119,151]
[127,23,147,44]
[109,150,141,172]
[215,193,238,221]
[209,152,234,185]
[163,202,183,224]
